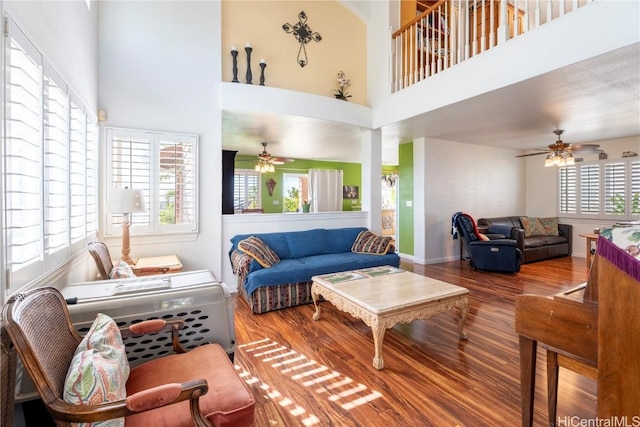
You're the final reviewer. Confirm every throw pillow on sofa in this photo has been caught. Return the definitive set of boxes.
[351,230,393,255]
[238,236,280,267]
[538,217,559,236]
[519,216,546,237]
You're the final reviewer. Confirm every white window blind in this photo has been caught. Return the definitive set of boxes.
[4,22,44,289]
[86,119,99,237]
[3,16,99,293]
[109,131,152,228]
[580,164,600,215]
[632,161,640,217]
[106,128,198,234]
[558,166,576,214]
[158,137,196,227]
[559,159,640,220]
[43,68,69,257]
[234,170,260,211]
[69,100,87,245]
[604,162,626,216]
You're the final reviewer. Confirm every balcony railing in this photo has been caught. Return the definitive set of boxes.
[391,0,595,92]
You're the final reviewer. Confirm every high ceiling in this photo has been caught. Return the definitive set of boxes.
[222,43,640,165]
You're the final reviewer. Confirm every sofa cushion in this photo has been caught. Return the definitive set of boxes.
[238,236,280,268]
[538,217,559,236]
[524,235,568,249]
[520,216,546,237]
[243,252,401,296]
[351,230,393,255]
[64,313,129,427]
[230,227,368,260]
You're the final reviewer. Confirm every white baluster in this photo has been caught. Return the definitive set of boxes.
[498,0,508,44]
[464,0,470,60]
[547,0,553,25]
[514,0,519,38]
[559,0,565,17]
[490,0,495,48]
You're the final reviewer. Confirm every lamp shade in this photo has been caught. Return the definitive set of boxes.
[108,188,147,214]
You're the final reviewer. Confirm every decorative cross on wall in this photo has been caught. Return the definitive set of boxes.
[282,11,322,68]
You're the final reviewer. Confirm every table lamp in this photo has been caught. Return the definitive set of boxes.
[108,188,146,265]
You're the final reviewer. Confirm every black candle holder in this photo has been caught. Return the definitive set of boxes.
[245,46,253,84]
[230,48,239,83]
[259,62,266,86]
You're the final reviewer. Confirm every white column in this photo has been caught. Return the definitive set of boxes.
[360,129,383,234]
[413,137,427,265]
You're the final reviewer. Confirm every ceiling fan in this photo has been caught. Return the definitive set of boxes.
[255,142,294,173]
[516,129,602,167]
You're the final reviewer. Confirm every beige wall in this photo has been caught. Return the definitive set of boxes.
[222,1,367,105]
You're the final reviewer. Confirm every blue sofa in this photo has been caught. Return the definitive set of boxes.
[229,227,401,314]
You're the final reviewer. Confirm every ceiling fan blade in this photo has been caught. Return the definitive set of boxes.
[567,144,602,153]
[515,151,551,158]
[271,157,294,164]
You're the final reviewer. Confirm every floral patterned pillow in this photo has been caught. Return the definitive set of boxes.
[109,260,136,279]
[64,313,129,427]
[519,217,546,237]
[538,217,559,236]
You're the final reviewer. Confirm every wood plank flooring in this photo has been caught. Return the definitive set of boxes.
[233,256,596,427]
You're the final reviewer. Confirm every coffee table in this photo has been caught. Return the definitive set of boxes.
[311,267,469,370]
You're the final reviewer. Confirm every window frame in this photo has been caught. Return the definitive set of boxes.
[104,127,199,238]
[558,157,640,221]
[233,169,261,213]
[2,15,98,295]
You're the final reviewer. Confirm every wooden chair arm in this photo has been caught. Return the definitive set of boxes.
[120,319,187,354]
[46,379,213,427]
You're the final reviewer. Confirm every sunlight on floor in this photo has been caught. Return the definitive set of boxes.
[237,337,384,424]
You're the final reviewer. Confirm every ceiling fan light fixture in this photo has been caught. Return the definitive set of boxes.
[544,154,554,167]
[565,153,575,166]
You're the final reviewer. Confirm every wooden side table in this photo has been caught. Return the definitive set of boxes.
[579,233,599,268]
[133,254,183,276]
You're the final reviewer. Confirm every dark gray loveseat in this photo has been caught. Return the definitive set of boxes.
[477,216,572,263]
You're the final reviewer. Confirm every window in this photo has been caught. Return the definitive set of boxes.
[3,16,98,293]
[105,128,198,235]
[282,173,309,213]
[558,158,640,220]
[234,169,260,211]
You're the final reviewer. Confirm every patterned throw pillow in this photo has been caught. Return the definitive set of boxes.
[64,313,129,427]
[519,217,546,237]
[351,230,393,255]
[238,236,280,268]
[538,217,559,236]
[109,260,136,279]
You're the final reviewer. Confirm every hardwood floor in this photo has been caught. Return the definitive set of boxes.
[233,256,596,427]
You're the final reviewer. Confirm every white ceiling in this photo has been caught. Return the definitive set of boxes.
[222,43,640,165]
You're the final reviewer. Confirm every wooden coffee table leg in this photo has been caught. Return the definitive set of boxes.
[371,318,386,370]
[311,284,322,321]
[458,298,470,340]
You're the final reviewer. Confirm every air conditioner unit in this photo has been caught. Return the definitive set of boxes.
[59,270,237,367]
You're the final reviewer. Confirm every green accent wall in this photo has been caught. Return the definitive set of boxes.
[398,142,414,255]
[235,156,362,213]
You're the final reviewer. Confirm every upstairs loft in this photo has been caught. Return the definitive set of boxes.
[222,0,639,155]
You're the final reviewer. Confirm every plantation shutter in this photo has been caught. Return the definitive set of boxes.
[4,21,44,288]
[86,119,99,237]
[158,136,196,227]
[43,66,69,257]
[604,162,626,216]
[558,166,576,214]
[69,99,87,245]
[234,170,260,211]
[580,164,599,215]
[109,131,152,229]
[631,161,640,218]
